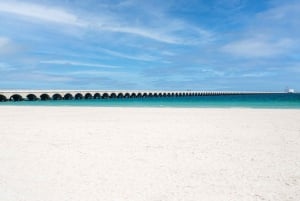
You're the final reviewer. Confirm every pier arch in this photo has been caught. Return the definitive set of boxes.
[94,93,101,99]
[130,93,137,98]
[40,94,51,101]
[10,94,23,101]
[102,93,109,99]
[84,93,93,99]
[64,93,73,100]
[117,93,124,98]
[27,94,38,101]
[124,93,130,98]
[75,93,83,100]
[110,93,117,98]
[0,94,7,102]
[53,94,63,100]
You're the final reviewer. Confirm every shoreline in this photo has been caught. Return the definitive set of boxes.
[1,105,300,111]
[1,105,300,110]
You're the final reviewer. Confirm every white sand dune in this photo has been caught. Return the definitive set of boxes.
[0,106,300,201]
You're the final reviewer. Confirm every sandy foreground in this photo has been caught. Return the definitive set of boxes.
[0,106,300,201]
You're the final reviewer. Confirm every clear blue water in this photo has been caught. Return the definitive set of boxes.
[1,93,300,108]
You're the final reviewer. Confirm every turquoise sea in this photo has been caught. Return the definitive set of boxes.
[1,93,300,108]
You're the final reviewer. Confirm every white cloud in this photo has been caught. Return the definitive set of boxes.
[25,71,74,82]
[0,62,15,71]
[241,72,274,78]
[221,38,294,58]
[40,60,120,69]
[0,1,212,45]
[69,70,137,78]
[285,63,300,73]
[0,37,20,55]
[99,48,159,61]
[0,37,9,46]
[100,26,180,44]
[0,1,85,26]
[257,1,300,22]
[220,1,300,58]
[93,15,210,44]
[0,37,10,49]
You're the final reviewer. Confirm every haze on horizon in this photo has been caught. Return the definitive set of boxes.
[0,0,299,91]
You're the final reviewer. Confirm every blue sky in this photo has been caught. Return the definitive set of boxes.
[0,0,299,91]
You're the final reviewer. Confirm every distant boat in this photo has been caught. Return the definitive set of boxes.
[285,88,295,93]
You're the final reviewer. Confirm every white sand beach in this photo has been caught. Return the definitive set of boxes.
[0,106,300,201]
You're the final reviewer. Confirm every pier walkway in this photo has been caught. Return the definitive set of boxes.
[0,90,281,102]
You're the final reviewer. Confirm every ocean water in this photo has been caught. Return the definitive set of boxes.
[1,93,300,108]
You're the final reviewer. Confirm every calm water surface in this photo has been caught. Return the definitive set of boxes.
[1,93,300,108]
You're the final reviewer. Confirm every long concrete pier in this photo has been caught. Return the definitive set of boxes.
[0,90,283,102]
